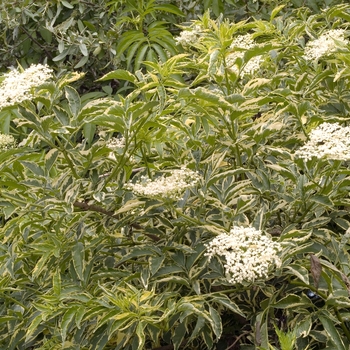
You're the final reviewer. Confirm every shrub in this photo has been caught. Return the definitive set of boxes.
[1,2,350,350]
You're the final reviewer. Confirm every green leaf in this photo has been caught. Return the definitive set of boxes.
[65,86,81,119]
[74,55,89,69]
[285,264,310,285]
[302,217,331,229]
[135,321,146,349]
[202,224,227,236]
[83,123,96,144]
[98,70,138,85]
[115,199,144,214]
[173,322,186,350]
[207,168,247,187]
[151,43,168,62]
[152,4,184,16]
[45,148,59,172]
[58,72,85,88]
[201,324,214,349]
[116,31,146,58]
[79,42,88,56]
[188,315,206,341]
[212,295,245,317]
[32,252,51,279]
[72,242,85,281]
[115,246,160,266]
[39,27,52,43]
[75,306,85,329]
[310,195,334,208]
[178,87,233,109]
[242,78,271,95]
[266,164,297,183]
[25,314,43,342]
[155,276,191,287]
[270,4,286,21]
[274,326,296,350]
[61,306,78,342]
[53,106,70,125]
[149,256,165,275]
[53,270,61,296]
[273,294,312,309]
[152,265,184,277]
[208,306,222,339]
[61,0,74,9]
[256,312,269,349]
[135,44,149,71]
[295,315,312,338]
[52,48,70,62]
[319,313,346,350]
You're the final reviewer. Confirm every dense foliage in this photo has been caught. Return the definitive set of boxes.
[2,1,350,349]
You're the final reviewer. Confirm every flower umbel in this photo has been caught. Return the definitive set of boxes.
[0,134,16,150]
[303,29,348,61]
[125,167,201,200]
[205,226,282,284]
[295,122,350,161]
[0,64,53,109]
[175,25,204,48]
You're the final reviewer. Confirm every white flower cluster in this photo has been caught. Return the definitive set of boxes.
[106,136,125,150]
[175,25,204,47]
[106,136,126,161]
[295,122,350,161]
[0,64,53,109]
[0,134,16,150]
[303,29,349,61]
[205,226,282,284]
[226,34,262,77]
[125,167,201,200]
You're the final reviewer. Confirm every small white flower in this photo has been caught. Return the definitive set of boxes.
[105,136,136,163]
[225,34,262,77]
[303,29,348,61]
[0,64,53,109]
[295,122,350,161]
[106,136,125,150]
[0,134,16,150]
[205,226,282,284]
[125,167,201,200]
[175,25,204,48]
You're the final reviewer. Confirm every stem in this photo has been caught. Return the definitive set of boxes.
[227,331,250,350]
[223,56,232,95]
[103,138,131,187]
[334,306,350,342]
[140,144,152,178]
[296,112,308,138]
[103,109,155,187]
[54,136,79,178]
[289,280,327,299]
[292,202,314,223]
[73,201,119,219]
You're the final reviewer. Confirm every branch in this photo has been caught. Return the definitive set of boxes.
[19,25,53,59]
[73,201,160,242]
[74,201,119,218]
